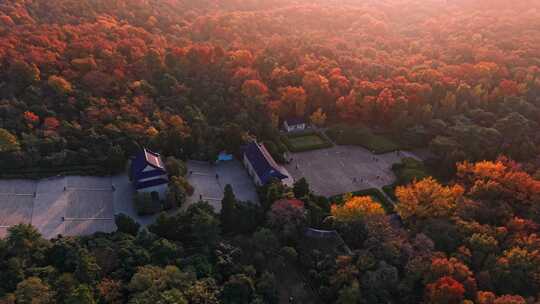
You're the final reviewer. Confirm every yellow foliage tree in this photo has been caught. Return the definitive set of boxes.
[331,196,385,222]
[48,75,73,95]
[0,128,20,152]
[457,161,507,183]
[310,108,327,127]
[395,177,464,223]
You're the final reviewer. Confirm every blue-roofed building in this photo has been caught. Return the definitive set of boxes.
[131,148,169,200]
[242,141,288,186]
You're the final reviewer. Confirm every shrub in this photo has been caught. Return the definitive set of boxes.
[114,213,140,235]
[165,156,187,177]
[263,140,286,163]
[326,125,399,154]
[134,192,161,215]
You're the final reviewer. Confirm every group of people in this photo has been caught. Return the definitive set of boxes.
[352,175,386,184]
[352,177,365,183]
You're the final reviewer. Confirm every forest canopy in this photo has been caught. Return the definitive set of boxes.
[1,1,540,303]
[0,0,539,177]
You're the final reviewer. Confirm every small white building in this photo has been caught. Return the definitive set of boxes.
[130,148,169,200]
[283,118,306,133]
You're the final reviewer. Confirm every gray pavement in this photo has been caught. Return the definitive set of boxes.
[0,176,131,239]
[186,160,259,212]
[0,147,420,238]
[111,174,160,227]
[284,145,421,197]
[0,162,259,239]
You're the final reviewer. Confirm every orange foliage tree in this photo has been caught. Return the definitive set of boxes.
[395,178,464,224]
[331,196,385,222]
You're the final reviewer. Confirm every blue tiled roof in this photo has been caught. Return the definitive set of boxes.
[131,148,167,180]
[131,151,147,178]
[136,169,166,180]
[243,142,287,185]
[135,178,169,190]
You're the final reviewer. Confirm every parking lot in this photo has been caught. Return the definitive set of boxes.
[186,160,259,212]
[284,145,421,197]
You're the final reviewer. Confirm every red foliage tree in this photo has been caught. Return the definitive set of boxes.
[43,117,60,131]
[23,111,39,125]
[241,79,269,99]
[426,276,465,304]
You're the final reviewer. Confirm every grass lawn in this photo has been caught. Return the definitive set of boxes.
[383,157,431,200]
[326,125,400,154]
[362,134,400,153]
[282,131,333,152]
[288,134,325,149]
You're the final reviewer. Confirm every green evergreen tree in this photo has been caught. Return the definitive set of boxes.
[115,213,140,236]
[293,178,310,199]
[221,184,237,233]
[106,144,126,173]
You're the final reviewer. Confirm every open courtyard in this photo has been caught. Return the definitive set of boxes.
[0,174,159,239]
[0,176,118,238]
[186,160,260,212]
[284,145,421,198]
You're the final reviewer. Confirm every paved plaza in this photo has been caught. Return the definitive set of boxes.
[0,176,119,239]
[186,160,259,212]
[0,174,160,239]
[0,159,260,239]
[0,147,422,239]
[284,145,421,197]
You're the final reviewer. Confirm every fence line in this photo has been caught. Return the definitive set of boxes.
[65,187,113,192]
[0,193,34,196]
[63,217,114,221]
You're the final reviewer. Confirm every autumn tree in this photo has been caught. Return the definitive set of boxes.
[278,86,307,118]
[23,111,39,127]
[14,277,54,304]
[48,75,73,95]
[43,117,60,131]
[425,257,477,298]
[241,79,269,99]
[8,60,40,90]
[395,178,464,225]
[302,72,332,114]
[329,196,386,249]
[309,108,327,127]
[0,128,20,152]
[331,196,385,222]
[425,276,465,304]
[491,247,540,296]
[65,285,96,304]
